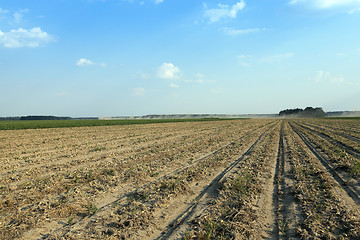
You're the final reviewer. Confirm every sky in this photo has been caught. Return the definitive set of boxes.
[1,0,360,117]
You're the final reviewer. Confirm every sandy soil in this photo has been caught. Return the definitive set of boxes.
[1,119,360,239]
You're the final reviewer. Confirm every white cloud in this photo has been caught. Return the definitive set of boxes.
[76,58,106,67]
[170,83,179,88]
[313,70,345,83]
[133,87,146,96]
[154,0,164,4]
[183,73,209,84]
[13,12,23,23]
[0,8,30,25]
[289,0,304,4]
[318,0,359,9]
[204,0,246,23]
[223,27,265,36]
[139,73,150,79]
[0,8,9,14]
[289,0,360,12]
[236,53,293,66]
[192,73,205,83]
[0,27,53,48]
[76,58,95,66]
[157,62,181,79]
[312,70,360,87]
[211,87,223,94]
[196,73,204,78]
[314,70,327,82]
[13,9,29,24]
[348,7,360,13]
[260,52,295,63]
[237,55,253,67]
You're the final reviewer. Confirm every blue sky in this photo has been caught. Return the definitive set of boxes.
[1,0,360,117]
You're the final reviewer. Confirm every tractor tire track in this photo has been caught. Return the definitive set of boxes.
[272,122,304,240]
[155,122,278,239]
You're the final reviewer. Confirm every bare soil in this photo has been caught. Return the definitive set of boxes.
[1,119,360,239]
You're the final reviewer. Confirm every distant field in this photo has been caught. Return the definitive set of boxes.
[326,117,360,120]
[0,118,238,130]
[1,118,359,239]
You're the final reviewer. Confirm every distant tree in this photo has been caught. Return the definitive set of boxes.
[20,116,72,121]
[302,107,325,118]
[279,107,325,118]
[0,117,21,121]
[279,108,303,117]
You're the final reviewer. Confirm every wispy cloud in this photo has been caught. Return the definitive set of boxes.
[133,87,146,96]
[313,70,345,83]
[289,0,360,13]
[260,52,295,63]
[0,27,53,48]
[13,9,29,24]
[183,73,213,84]
[170,83,179,88]
[223,27,266,36]
[312,70,360,87]
[236,53,294,66]
[204,0,246,23]
[195,73,205,83]
[211,87,223,94]
[157,62,181,79]
[153,0,164,4]
[0,8,9,14]
[237,55,253,67]
[0,8,28,24]
[123,0,163,5]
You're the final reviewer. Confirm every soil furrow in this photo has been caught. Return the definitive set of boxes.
[294,122,360,159]
[2,119,360,239]
[19,121,276,239]
[19,121,271,213]
[157,122,278,239]
[301,122,360,143]
[286,121,360,239]
[289,122,360,204]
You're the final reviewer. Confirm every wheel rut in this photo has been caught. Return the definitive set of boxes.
[154,123,278,239]
[271,122,304,240]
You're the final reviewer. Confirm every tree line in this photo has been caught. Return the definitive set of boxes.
[0,116,71,121]
[279,107,325,118]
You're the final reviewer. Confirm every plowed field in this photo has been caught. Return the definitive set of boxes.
[1,119,360,239]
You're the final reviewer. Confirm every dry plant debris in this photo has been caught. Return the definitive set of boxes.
[1,119,360,239]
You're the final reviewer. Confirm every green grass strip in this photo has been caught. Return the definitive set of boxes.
[0,118,246,130]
